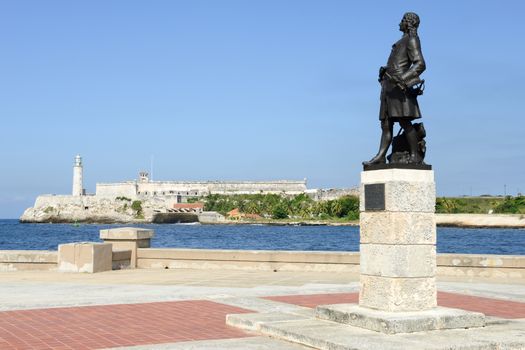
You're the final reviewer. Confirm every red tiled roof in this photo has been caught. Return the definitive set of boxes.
[228,208,240,216]
[173,203,204,209]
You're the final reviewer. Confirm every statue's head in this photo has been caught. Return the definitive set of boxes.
[399,12,420,36]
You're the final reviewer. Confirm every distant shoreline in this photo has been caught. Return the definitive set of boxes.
[11,214,525,229]
[435,213,525,229]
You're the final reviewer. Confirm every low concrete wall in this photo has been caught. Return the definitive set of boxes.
[436,213,525,228]
[0,249,132,272]
[137,249,360,272]
[0,250,58,271]
[437,253,525,280]
[2,248,524,281]
[137,249,525,281]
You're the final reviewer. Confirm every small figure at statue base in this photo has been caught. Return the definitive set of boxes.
[387,122,426,165]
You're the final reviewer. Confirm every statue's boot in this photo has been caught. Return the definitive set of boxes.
[363,128,391,166]
[362,154,386,166]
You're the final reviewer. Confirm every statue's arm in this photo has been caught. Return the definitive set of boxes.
[401,36,426,83]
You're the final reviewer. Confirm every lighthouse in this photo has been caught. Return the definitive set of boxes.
[72,155,83,196]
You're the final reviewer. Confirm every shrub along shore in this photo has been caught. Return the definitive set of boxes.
[195,194,525,224]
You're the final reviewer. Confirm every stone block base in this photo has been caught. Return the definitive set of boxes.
[58,242,112,273]
[316,304,485,334]
[360,244,436,277]
[360,275,436,311]
[100,227,154,268]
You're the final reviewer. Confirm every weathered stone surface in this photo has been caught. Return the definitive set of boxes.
[226,312,310,332]
[120,337,313,350]
[100,227,154,268]
[359,275,436,311]
[58,242,112,273]
[0,250,58,271]
[0,250,57,263]
[358,168,438,313]
[361,168,435,183]
[360,244,436,277]
[360,212,436,244]
[225,313,525,350]
[360,169,435,213]
[112,249,132,270]
[385,181,436,212]
[361,182,435,212]
[100,227,154,240]
[316,304,485,334]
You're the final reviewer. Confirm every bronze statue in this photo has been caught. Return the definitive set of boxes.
[363,12,427,167]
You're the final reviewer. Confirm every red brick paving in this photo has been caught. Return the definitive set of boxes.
[265,292,359,308]
[437,291,525,319]
[3,291,525,349]
[264,291,525,319]
[0,300,252,350]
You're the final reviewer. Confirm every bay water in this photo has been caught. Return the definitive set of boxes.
[0,219,523,255]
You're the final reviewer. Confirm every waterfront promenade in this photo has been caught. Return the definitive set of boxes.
[1,268,524,349]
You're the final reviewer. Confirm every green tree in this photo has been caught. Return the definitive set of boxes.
[272,205,289,219]
[131,200,143,218]
[494,196,525,214]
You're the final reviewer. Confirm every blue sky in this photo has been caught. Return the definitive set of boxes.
[1,0,524,218]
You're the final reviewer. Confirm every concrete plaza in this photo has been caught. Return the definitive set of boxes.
[0,268,524,349]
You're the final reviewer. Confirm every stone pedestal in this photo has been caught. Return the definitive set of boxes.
[359,168,437,311]
[316,168,485,333]
[100,227,154,268]
[58,242,112,273]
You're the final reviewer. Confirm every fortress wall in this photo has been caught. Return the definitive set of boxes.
[313,188,360,201]
[134,180,307,196]
[207,180,307,194]
[137,183,209,196]
[96,183,138,198]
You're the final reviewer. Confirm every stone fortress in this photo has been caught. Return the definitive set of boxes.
[20,155,358,223]
[96,173,309,200]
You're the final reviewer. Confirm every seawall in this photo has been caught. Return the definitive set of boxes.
[1,249,524,283]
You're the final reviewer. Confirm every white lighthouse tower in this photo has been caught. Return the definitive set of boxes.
[72,155,83,196]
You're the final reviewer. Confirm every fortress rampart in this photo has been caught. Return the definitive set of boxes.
[95,180,308,198]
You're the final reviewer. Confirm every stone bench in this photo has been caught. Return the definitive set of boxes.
[58,242,112,273]
[100,227,154,268]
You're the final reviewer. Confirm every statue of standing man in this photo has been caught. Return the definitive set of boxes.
[363,12,427,167]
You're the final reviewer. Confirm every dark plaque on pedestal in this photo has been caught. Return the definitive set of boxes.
[364,184,385,211]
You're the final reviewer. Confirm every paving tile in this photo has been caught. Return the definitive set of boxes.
[264,291,525,319]
[437,291,525,319]
[264,293,359,308]
[0,300,253,350]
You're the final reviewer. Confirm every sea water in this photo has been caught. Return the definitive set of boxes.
[0,219,523,254]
